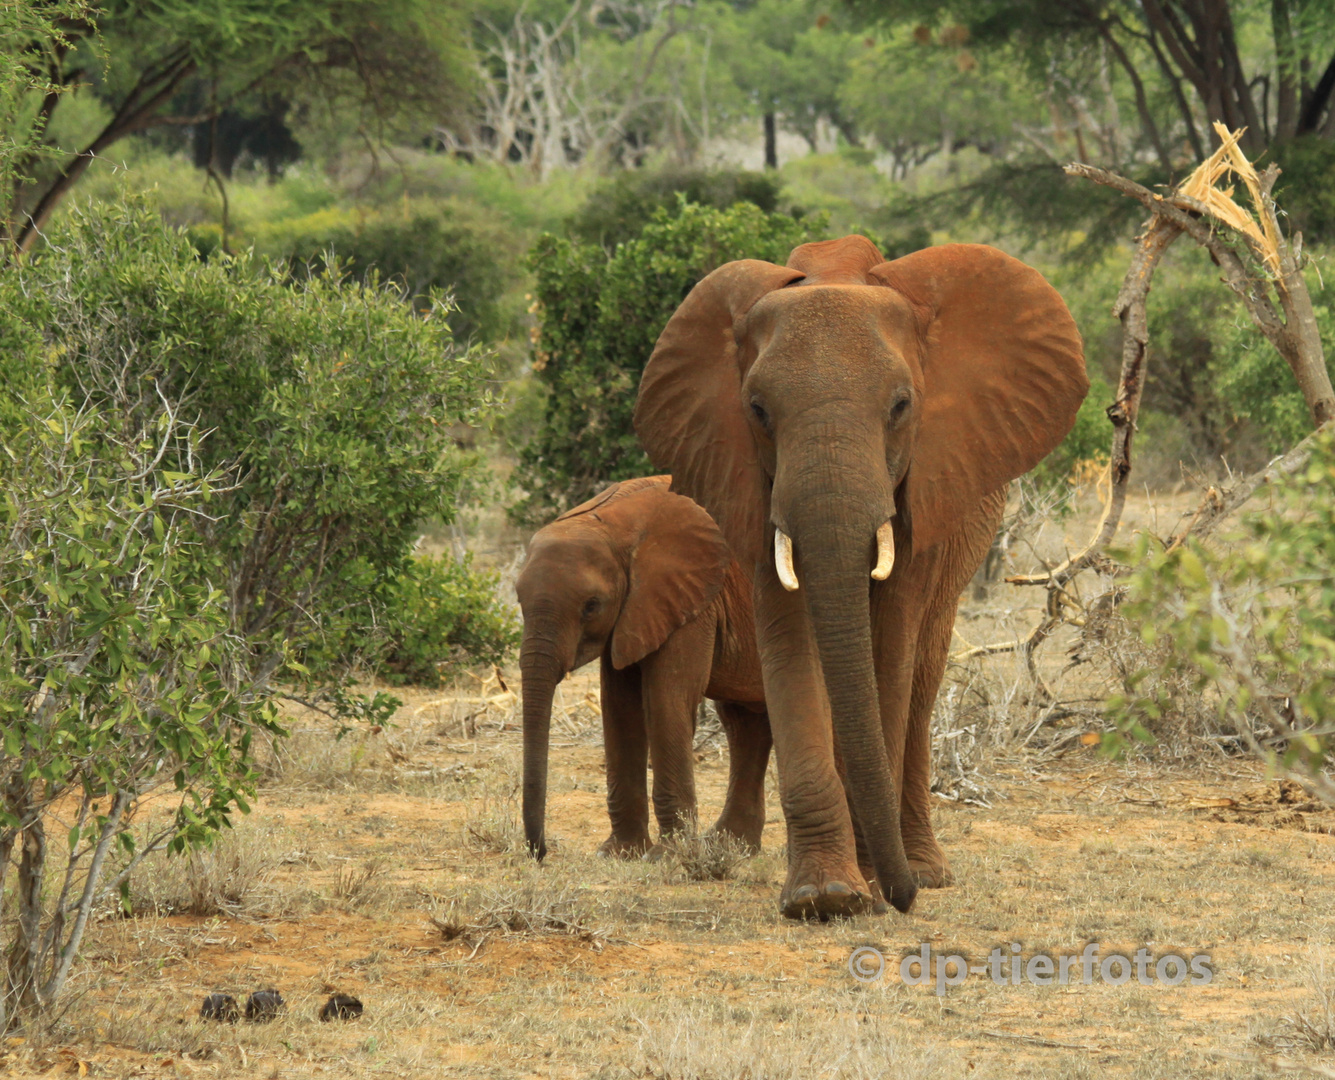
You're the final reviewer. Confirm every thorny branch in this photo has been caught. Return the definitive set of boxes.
[956,126,1333,698]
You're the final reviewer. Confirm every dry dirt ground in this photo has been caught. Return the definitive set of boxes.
[9,489,1335,1080]
[9,676,1335,1080]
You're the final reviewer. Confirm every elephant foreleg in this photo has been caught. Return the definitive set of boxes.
[638,613,714,847]
[599,655,652,857]
[709,701,772,852]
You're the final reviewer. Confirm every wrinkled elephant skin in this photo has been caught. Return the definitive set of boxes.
[634,237,1088,918]
[516,477,771,862]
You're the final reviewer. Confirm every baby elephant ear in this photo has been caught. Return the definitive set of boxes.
[869,244,1089,553]
[603,487,731,670]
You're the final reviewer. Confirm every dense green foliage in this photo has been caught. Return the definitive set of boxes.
[4,0,475,249]
[0,224,279,1028]
[565,167,782,251]
[244,199,512,342]
[1109,429,1335,797]
[0,1,85,215]
[1026,375,1113,498]
[7,199,492,675]
[363,554,521,686]
[0,197,519,1023]
[512,200,828,523]
[1215,283,1335,455]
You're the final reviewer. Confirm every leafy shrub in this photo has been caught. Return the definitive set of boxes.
[9,197,494,686]
[565,167,783,251]
[245,198,513,341]
[0,196,509,1025]
[1108,427,1335,803]
[356,553,520,686]
[512,199,829,523]
[0,303,279,1029]
[1026,374,1113,501]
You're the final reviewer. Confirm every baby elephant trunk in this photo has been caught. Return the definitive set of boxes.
[519,642,564,861]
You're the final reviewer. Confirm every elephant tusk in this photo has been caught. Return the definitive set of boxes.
[774,529,799,591]
[871,520,895,581]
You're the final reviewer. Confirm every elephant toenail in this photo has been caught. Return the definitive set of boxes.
[792,884,819,904]
[824,881,852,897]
[872,898,890,915]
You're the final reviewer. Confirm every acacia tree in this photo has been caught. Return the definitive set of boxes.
[2,0,474,258]
[856,0,1335,167]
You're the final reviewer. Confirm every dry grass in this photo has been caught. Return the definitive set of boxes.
[659,827,752,882]
[463,790,526,855]
[9,491,1335,1079]
[635,1006,967,1079]
[127,821,315,919]
[429,882,607,948]
[1261,950,1335,1053]
[333,857,398,913]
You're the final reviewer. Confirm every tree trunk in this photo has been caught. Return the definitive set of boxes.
[763,112,777,170]
[5,813,46,1030]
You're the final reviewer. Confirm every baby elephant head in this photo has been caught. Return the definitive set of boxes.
[514,477,729,860]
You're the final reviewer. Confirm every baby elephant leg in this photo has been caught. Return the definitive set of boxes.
[598,655,651,857]
[638,613,715,847]
[709,702,771,852]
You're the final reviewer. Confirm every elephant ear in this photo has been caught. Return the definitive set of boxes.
[555,475,671,523]
[596,486,731,670]
[634,260,804,565]
[869,244,1088,553]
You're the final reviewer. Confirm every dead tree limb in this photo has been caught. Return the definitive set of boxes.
[960,124,1332,674]
[1004,213,1182,594]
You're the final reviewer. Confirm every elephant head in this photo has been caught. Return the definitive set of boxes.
[633,237,1087,912]
[515,476,729,860]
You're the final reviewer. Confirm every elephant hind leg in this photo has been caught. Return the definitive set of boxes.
[901,491,1006,888]
[709,701,772,852]
[900,594,957,888]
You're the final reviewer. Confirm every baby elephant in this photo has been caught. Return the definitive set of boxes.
[517,476,771,860]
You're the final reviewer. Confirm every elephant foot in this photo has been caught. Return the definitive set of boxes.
[706,819,763,855]
[597,833,651,859]
[908,857,954,888]
[642,841,671,863]
[779,856,873,920]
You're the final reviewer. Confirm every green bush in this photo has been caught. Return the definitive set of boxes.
[1108,427,1335,802]
[1270,137,1335,245]
[565,167,783,252]
[369,554,520,686]
[245,198,512,342]
[0,273,279,1029]
[512,199,829,524]
[8,196,497,683]
[1025,374,1113,505]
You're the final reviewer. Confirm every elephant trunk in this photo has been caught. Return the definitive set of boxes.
[781,432,917,913]
[520,633,564,861]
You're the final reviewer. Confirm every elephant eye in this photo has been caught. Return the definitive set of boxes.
[581,598,602,620]
[889,396,911,423]
[750,400,770,428]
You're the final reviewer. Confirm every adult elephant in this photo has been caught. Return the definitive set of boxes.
[633,236,1087,918]
[517,476,771,862]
